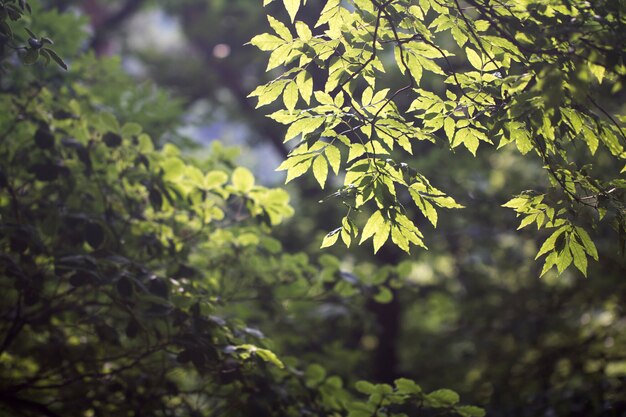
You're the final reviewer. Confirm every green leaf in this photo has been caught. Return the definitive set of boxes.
[347,144,366,162]
[426,389,460,407]
[249,33,285,51]
[360,210,384,244]
[100,112,120,132]
[373,286,393,303]
[162,157,185,181]
[541,251,558,277]
[305,364,326,387]
[466,47,482,70]
[232,167,255,192]
[325,145,341,174]
[285,158,313,183]
[355,380,376,395]
[43,48,67,70]
[410,190,438,227]
[517,213,537,230]
[451,26,468,47]
[283,0,300,22]
[372,221,390,253]
[284,117,325,142]
[315,0,341,27]
[457,406,486,417]
[588,62,605,84]
[536,226,567,259]
[121,122,142,137]
[255,348,285,368]
[268,15,292,41]
[341,217,354,247]
[295,70,313,105]
[251,80,288,108]
[453,127,485,156]
[582,125,599,155]
[575,226,598,261]
[185,166,204,187]
[23,48,39,65]
[312,155,329,188]
[38,48,51,65]
[502,196,530,210]
[394,378,421,395]
[283,80,299,112]
[295,21,312,41]
[556,246,573,274]
[570,239,588,276]
[204,171,228,189]
[267,43,295,70]
[321,227,341,248]
[444,117,455,142]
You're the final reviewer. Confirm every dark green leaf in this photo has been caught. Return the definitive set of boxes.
[43,47,67,70]
[84,221,105,249]
[103,132,122,148]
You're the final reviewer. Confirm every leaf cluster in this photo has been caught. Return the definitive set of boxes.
[252,0,626,276]
[0,0,67,70]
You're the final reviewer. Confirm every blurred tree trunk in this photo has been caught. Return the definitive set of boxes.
[82,0,145,55]
[367,246,402,383]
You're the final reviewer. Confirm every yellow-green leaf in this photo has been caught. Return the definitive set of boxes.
[315,0,341,27]
[162,157,185,181]
[285,117,325,142]
[466,47,482,70]
[575,226,598,261]
[360,210,384,244]
[255,348,285,368]
[556,247,573,274]
[283,80,299,112]
[295,21,312,41]
[347,143,366,162]
[541,251,558,277]
[312,155,329,188]
[536,226,567,259]
[569,240,588,277]
[286,158,313,183]
[373,221,391,253]
[325,145,341,174]
[204,170,229,189]
[321,227,341,248]
[341,227,352,247]
[268,15,292,41]
[295,70,313,105]
[232,167,255,192]
[588,62,605,84]
[444,117,455,142]
[283,0,300,22]
[249,33,285,51]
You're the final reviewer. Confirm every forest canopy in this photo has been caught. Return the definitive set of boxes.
[1,1,625,417]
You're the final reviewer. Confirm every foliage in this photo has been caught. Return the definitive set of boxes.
[0,2,484,416]
[252,0,626,276]
[0,0,66,70]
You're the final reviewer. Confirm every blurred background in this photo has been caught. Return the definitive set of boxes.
[18,0,626,415]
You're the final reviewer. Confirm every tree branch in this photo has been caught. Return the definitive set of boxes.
[0,394,63,417]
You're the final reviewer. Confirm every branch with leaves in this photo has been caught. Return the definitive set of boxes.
[252,0,626,277]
